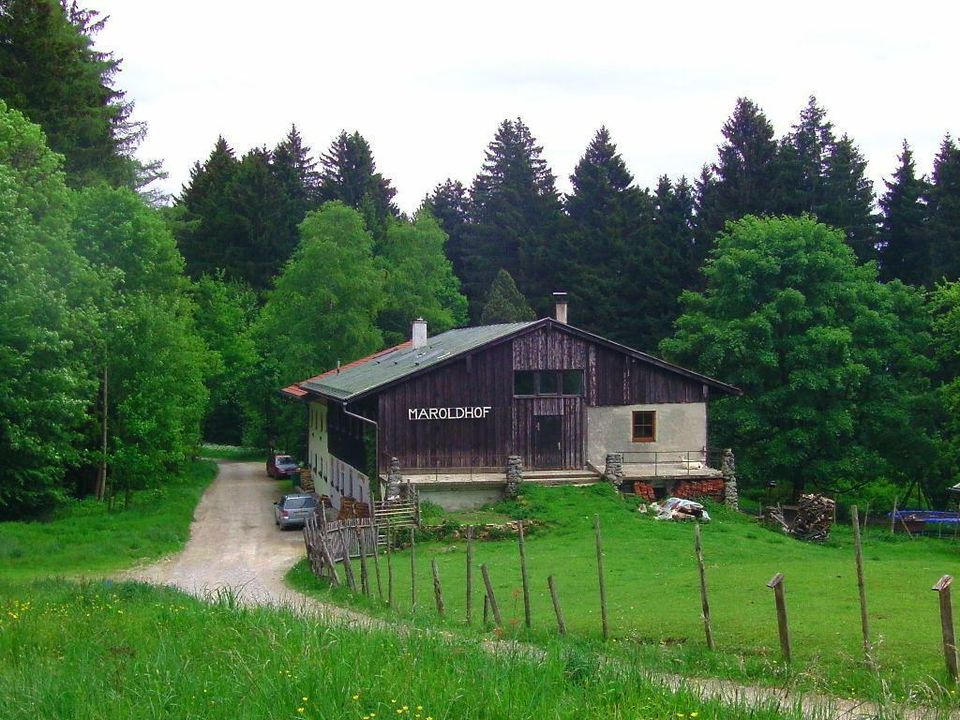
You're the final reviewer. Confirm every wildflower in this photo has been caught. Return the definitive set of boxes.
[353,695,360,701]
[303,697,309,702]
[297,708,305,714]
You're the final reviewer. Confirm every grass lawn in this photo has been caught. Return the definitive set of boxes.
[0,579,807,720]
[288,483,960,703]
[0,460,216,582]
[198,443,266,461]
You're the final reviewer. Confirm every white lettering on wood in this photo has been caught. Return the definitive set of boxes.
[407,406,492,421]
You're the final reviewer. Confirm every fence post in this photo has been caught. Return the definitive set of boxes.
[386,520,394,607]
[483,592,490,625]
[480,563,503,627]
[410,527,417,612]
[851,504,873,666]
[933,575,959,681]
[466,525,474,625]
[356,521,371,599]
[766,572,791,663]
[338,527,357,593]
[548,575,567,635]
[594,514,609,640]
[432,558,445,618]
[694,522,715,650]
[370,518,384,603]
[318,532,340,587]
[518,520,532,628]
[890,498,898,535]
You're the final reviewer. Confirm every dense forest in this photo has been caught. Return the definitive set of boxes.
[3,0,960,518]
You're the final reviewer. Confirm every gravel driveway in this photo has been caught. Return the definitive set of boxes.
[125,460,359,618]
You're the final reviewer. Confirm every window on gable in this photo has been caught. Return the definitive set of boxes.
[632,411,656,443]
[514,369,584,397]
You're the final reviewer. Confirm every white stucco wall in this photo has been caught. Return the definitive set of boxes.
[586,403,707,469]
[307,401,331,497]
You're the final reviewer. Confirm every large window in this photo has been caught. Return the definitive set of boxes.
[631,411,656,443]
[514,370,584,397]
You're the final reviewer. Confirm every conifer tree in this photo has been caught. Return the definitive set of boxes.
[820,135,879,263]
[480,269,536,324]
[692,165,723,274]
[712,98,781,219]
[224,146,288,289]
[319,130,398,238]
[621,176,697,349]
[464,118,563,319]
[270,125,321,274]
[422,179,470,284]
[777,96,835,216]
[560,127,652,339]
[175,136,242,280]
[927,136,960,283]
[0,0,154,189]
[879,141,930,285]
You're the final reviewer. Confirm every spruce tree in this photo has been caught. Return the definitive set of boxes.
[175,136,242,280]
[927,136,960,283]
[224,146,288,289]
[621,176,697,350]
[712,97,781,219]
[693,165,723,274]
[777,96,835,216]
[879,141,930,285]
[422,179,470,284]
[319,130,398,238]
[464,118,563,319]
[820,135,879,264]
[271,124,321,268]
[560,127,652,340]
[480,269,536,324]
[0,0,152,189]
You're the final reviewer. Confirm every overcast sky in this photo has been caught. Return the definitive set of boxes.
[93,0,959,213]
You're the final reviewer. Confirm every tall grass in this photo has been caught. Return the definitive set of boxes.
[0,460,216,581]
[0,579,806,720]
[289,484,960,703]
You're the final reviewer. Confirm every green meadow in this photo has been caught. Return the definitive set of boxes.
[289,483,960,704]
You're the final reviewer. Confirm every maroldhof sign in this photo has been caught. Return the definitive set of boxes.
[408,406,492,421]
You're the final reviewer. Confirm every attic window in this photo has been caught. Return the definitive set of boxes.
[631,411,656,443]
[514,370,584,397]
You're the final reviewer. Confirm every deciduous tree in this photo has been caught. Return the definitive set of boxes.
[661,215,933,500]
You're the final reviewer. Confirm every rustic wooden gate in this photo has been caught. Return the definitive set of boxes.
[303,497,420,585]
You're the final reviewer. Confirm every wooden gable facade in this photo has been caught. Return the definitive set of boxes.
[371,321,712,473]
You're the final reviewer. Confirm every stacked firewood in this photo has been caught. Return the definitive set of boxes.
[791,494,836,542]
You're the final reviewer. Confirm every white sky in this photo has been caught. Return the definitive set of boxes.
[93,0,960,213]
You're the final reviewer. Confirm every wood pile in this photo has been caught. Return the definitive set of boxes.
[767,494,835,542]
[792,494,835,541]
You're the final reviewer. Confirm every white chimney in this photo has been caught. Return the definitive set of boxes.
[553,292,568,324]
[412,317,428,348]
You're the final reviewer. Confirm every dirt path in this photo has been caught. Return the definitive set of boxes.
[122,461,951,720]
[122,460,369,624]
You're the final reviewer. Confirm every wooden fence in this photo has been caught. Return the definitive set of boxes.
[303,498,419,590]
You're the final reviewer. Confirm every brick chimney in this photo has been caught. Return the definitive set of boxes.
[553,292,568,324]
[412,317,428,348]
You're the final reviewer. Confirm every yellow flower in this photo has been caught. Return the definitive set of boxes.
[303,697,309,702]
[297,708,305,714]
[352,695,360,701]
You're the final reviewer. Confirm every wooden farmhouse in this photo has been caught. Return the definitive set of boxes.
[281,295,740,510]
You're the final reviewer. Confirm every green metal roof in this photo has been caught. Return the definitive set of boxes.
[301,322,537,401]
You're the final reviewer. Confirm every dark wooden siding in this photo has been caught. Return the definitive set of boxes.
[590,346,704,405]
[375,325,706,472]
[378,342,514,471]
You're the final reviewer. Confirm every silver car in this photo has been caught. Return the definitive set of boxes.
[273,493,319,529]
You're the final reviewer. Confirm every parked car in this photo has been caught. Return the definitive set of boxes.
[274,493,319,529]
[267,453,299,479]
